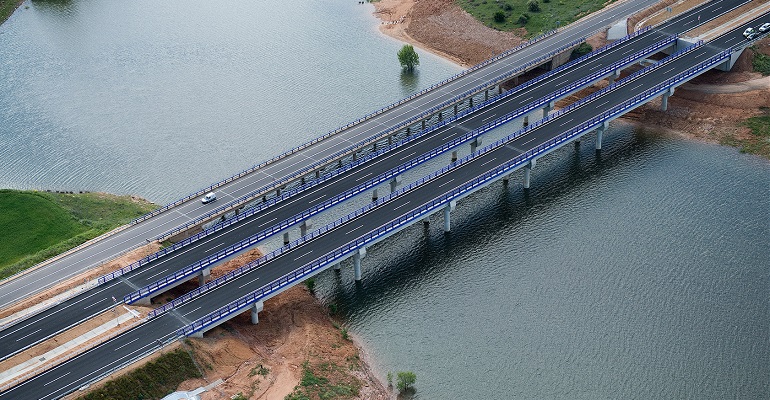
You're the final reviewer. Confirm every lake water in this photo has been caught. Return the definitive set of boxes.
[2,1,768,399]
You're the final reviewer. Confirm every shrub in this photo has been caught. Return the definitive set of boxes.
[304,277,316,293]
[752,51,770,75]
[528,0,540,12]
[503,3,513,11]
[396,371,416,392]
[494,11,506,23]
[571,42,593,59]
[518,13,530,24]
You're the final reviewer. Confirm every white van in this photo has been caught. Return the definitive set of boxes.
[201,192,217,204]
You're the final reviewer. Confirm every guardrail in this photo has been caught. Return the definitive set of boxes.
[146,41,717,322]
[127,30,563,228]
[152,28,660,242]
[124,35,685,303]
[173,46,732,337]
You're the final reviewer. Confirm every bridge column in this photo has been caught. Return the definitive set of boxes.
[315,170,321,179]
[543,100,555,117]
[451,150,458,163]
[608,69,620,84]
[471,137,483,153]
[372,188,378,202]
[438,111,443,121]
[485,89,489,101]
[352,152,358,162]
[283,232,290,246]
[523,115,529,127]
[596,121,609,150]
[406,127,411,136]
[524,159,537,189]
[443,201,457,232]
[250,301,264,325]
[454,104,458,115]
[422,120,426,130]
[353,247,367,281]
[388,135,393,146]
[199,267,211,286]
[498,85,503,94]
[300,219,313,237]
[469,97,474,108]
[390,175,402,193]
[661,87,675,111]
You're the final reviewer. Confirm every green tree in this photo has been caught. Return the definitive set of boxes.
[528,0,541,12]
[396,371,416,392]
[397,44,420,71]
[493,11,506,23]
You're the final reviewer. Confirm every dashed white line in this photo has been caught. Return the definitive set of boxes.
[238,276,261,289]
[145,269,170,280]
[479,157,498,168]
[355,172,373,182]
[293,250,313,261]
[44,372,70,386]
[15,328,41,342]
[392,201,411,212]
[399,151,417,161]
[345,224,365,236]
[438,179,455,188]
[183,306,202,316]
[114,337,141,352]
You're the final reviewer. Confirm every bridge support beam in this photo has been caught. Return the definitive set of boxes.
[596,121,609,150]
[661,87,675,111]
[443,200,457,232]
[543,101,555,117]
[300,219,313,237]
[250,301,264,325]
[283,231,290,246]
[524,159,537,189]
[471,137,482,154]
[353,247,366,281]
[199,267,211,286]
[608,69,620,84]
[390,175,402,193]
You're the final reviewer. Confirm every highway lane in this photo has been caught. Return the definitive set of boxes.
[0,0,665,308]
[5,13,764,399]
[0,12,695,359]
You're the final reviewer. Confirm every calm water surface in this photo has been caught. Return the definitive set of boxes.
[2,1,768,399]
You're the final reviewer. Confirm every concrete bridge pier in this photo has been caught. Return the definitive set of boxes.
[390,175,402,192]
[485,89,489,101]
[454,104,458,115]
[300,219,313,237]
[451,150,458,163]
[372,188,378,202]
[608,69,620,84]
[596,121,609,150]
[523,115,529,127]
[283,231,290,246]
[388,135,393,146]
[199,267,211,286]
[315,170,321,179]
[471,137,483,153]
[469,97,474,108]
[250,301,264,324]
[438,111,443,121]
[661,87,675,111]
[134,296,152,306]
[443,200,457,232]
[543,100,555,117]
[353,247,367,281]
[524,159,537,189]
[422,120,426,130]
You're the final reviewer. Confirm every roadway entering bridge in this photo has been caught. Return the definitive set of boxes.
[0,0,663,309]
[0,0,731,361]
[3,9,765,398]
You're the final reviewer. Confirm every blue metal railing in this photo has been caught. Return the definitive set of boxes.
[146,42,727,324]
[128,30,561,227]
[121,35,684,302]
[171,47,731,337]
[152,28,663,242]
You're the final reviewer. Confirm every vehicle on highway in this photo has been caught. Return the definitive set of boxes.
[759,23,770,33]
[201,192,217,204]
[742,27,756,39]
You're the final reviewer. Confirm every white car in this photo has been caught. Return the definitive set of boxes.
[201,192,217,204]
[743,27,756,39]
[759,23,770,33]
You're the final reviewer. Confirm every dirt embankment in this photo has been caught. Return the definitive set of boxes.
[373,0,770,157]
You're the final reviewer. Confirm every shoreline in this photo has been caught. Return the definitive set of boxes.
[370,0,770,159]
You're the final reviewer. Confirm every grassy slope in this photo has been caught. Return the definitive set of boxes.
[0,0,22,26]
[0,190,156,280]
[457,0,615,36]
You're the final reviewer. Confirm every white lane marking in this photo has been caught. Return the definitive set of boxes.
[309,194,327,203]
[482,114,496,122]
[183,306,202,317]
[345,224,365,236]
[238,276,261,289]
[438,179,455,188]
[392,201,411,212]
[293,250,313,261]
[595,100,610,109]
[479,157,498,168]
[114,337,141,352]
[559,118,574,127]
[355,172,374,182]
[43,372,70,386]
[15,328,41,342]
[399,151,417,161]
[144,269,170,280]
[83,300,105,310]
[259,217,278,227]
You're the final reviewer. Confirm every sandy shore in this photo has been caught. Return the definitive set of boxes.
[371,0,770,158]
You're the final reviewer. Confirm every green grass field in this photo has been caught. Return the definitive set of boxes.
[0,190,156,280]
[0,0,21,26]
[457,0,615,36]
